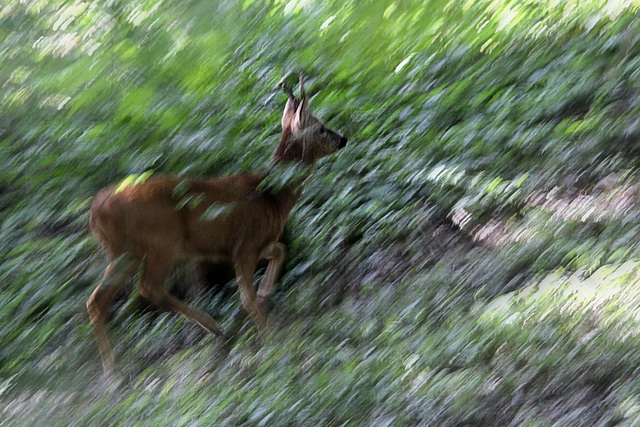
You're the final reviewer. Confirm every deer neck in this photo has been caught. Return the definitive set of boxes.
[267,130,313,208]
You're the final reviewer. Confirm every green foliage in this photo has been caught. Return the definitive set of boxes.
[3,0,640,425]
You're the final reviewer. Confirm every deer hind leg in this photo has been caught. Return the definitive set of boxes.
[87,253,140,373]
[256,242,285,307]
[137,252,225,337]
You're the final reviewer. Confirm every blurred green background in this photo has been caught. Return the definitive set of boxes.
[4,0,640,424]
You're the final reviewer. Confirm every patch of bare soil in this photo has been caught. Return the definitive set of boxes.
[453,174,640,247]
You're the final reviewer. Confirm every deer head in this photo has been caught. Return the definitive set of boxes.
[276,75,347,165]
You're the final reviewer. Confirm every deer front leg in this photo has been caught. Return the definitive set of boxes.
[256,242,285,307]
[235,258,268,333]
[87,253,140,373]
[227,247,282,341]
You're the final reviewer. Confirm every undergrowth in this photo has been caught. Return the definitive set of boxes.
[3,0,640,425]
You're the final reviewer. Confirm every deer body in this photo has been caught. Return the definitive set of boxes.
[87,76,346,373]
[91,173,298,262]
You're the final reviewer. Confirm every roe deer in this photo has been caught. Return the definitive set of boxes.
[87,75,347,373]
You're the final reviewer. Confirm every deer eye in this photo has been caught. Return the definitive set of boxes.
[319,127,326,134]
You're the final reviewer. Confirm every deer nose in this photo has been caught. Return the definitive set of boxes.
[339,135,348,148]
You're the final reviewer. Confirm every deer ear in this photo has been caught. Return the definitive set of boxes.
[292,75,309,132]
[281,82,298,130]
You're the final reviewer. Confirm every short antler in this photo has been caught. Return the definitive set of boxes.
[280,73,306,101]
[298,73,306,100]
[282,80,295,100]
